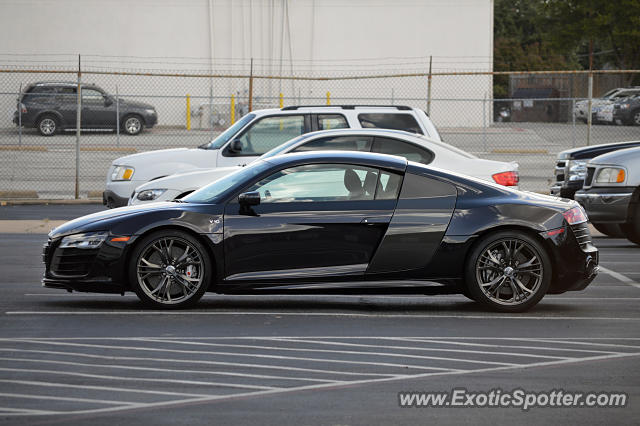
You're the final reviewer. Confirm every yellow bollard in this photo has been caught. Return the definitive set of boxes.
[230,94,235,125]
[186,94,191,130]
[326,91,331,105]
[279,92,284,108]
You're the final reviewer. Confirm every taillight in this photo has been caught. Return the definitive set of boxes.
[19,103,27,114]
[563,205,587,225]
[492,171,519,186]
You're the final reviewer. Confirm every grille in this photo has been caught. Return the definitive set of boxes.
[555,161,566,183]
[50,247,98,277]
[584,167,596,187]
[571,223,592,249]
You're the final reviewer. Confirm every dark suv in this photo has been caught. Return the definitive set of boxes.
[13,82,157,136]
[613,94,640,126]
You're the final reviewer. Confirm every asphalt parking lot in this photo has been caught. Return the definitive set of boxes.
[0,205,639,425]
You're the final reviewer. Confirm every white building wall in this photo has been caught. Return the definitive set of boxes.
[0,0,493,127]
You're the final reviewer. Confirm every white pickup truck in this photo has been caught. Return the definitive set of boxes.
[103,105,443,207]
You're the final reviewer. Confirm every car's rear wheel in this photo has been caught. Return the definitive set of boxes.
[592,222,625,238]
[632,110,640,126]
[129,230,211,308]
[122,114,143,135]
[37,114,59,136]
[465,231,551,312]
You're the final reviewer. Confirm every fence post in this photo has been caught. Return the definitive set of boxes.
[571,98,576,148]
[391,88,395,105]
[230,94,235,125]
[279,92,284,108]
[427,55,432,115]
[17,83,22,146]
[186,94,191,130]
[482,93,487,153]
[75,54,82,200]
[326,91,331,105]
[116,85,120,147]
[248,58,254,112]
[586,72,593,146]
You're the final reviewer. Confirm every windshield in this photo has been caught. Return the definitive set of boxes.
[260,133,316,159]
[182,160,272,203]
[601,89,619,99]
[200,113,256,150]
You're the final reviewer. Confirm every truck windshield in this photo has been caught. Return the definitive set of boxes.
[182,160,271,203]
[199,113,255,150]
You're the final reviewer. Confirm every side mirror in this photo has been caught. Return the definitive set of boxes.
[229,139,243,153]
[238,191,260,206]
[104,96,113,107]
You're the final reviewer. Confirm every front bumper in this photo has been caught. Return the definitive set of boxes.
[574,187,633,223]
[550,179,583,199]
[42,235,132,293]
[103,190,130,208]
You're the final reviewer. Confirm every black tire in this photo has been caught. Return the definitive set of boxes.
[631,110,640,126]
[36,114,59,136]
[592,222,625,238]
[621,204,640,245]
[129,229,212,308]
[465,230,552,313]
[122,114,144,135]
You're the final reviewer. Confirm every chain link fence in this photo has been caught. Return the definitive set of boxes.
[0,57,639,199]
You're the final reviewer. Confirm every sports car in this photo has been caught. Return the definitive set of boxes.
[43,151,599,312]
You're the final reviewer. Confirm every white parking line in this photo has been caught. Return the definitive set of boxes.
[5,311,640,320]
[0,367,278,391]
[599,266,640,289]
[0,407,58,415]
[9,339,471,371]
[0,356,339,383]
[0,391,138,406]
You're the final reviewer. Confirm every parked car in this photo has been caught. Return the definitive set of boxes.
[103,105,442,208]
[128,128,519,205]
[550,140,640,200]
[573,87,640,123]
[613,94,640,126]
[13,81,157,136]
[574,147,640,245]
[45,151,598,312]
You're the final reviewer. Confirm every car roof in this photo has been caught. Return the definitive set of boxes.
[251,106,421,116]
[262,150,408,173]
[30,81,100,88]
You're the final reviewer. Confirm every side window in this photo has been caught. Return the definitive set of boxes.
[292,135,373,153]
[375,171,403,200]
[25,86,57,103]
[248,164,379,203]
[82,88,104,103]
[372,137,434,165]
[317,114,348,130]
[358,113,423,134]
[235,115,305,156]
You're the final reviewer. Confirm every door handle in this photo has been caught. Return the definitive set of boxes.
[361,216,391,224]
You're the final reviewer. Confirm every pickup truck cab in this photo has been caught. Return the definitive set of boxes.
[575,147,640,245]
[104,105,441,207]
[551,140,640,199]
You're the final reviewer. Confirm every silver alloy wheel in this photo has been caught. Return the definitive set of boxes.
[633,111,640,126]
[475,238,543,306]
[136,236,204,304]
[39,118,56,135]
[124,116,141,134]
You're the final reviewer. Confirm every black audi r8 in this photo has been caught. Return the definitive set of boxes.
[43,151,599,312]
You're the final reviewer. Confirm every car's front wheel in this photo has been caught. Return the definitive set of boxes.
[129,230,211,308]
[465,231,551,312]
[122,114,144,135]
[621,201,640,245]
[592,222,625,238]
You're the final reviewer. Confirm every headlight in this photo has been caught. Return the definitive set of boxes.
[595,167,626,184]
[620,103,630,109]
[111,165,135,181]
[136,189,166,201]
[59,232,108,249]
[567,160,587,180]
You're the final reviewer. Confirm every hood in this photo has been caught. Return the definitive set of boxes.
[49,202,178,238]
[118,99,155,110]
[112,148,197,166]
[556,140,640,160]
[135,166,242,191]
[588,146,640,166]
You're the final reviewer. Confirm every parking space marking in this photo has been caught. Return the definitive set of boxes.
[0,391,138,406]
[599,266,640,289]
[1,337,639,417]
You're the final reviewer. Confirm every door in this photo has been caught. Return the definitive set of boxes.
[81,88,115,128]
[222,163,402,282]
[217,114,308,167]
